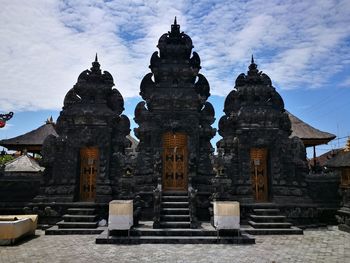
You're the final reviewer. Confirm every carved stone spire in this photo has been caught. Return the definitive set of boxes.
[91,53,101,74]
[170,16,181,36]
[248,54,258,75]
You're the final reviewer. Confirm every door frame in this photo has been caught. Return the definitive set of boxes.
[250,148,269,202]
[79,146,99,202]
[162,132,188,192]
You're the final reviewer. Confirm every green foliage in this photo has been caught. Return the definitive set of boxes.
[0,155,14,165]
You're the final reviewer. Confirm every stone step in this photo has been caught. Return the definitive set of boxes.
[249,214,286,223]
[159,222,191,228]
[45,225,103,235]
[62,214,98,222]
[96,235,255,244]
[161,215,190,222]
[162,196,188,202]
[161,202,189,208]
[252,208,280,215]
[131,228,217,237]
[67,208,96,215]
[242,226,303,235]
[248,221,292,229]
[57,220,98,229]
[161,208,189,215]
[162,191,188,197]
[96,230,255,244]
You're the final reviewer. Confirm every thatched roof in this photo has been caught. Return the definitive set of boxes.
[0,122,58,152]
[4,155,44,173]
[309,148,342,167]
[288,111,336,147]
[326,151,350,168]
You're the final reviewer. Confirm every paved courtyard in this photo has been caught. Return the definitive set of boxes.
[0,226,349,263]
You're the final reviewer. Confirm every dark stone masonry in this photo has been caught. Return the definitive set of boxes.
[0,20,343,230]
[217,57,310,204]
[38,55,130,204]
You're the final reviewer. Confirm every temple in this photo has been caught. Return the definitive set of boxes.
[0,20,346,239]
[133,18,216,225]
[217,56,310,204]
[37,55,131,203]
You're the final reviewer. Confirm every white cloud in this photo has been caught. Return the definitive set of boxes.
[340,76,350,88]
[0,0,349,111]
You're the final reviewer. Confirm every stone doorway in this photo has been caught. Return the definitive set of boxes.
[79,147,98,202]
[250,148,269,202]
[162,132,188,191]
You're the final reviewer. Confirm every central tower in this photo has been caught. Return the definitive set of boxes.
[134,19,216,219]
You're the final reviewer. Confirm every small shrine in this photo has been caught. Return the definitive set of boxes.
[217,57,311,205]
[39,55,130,203]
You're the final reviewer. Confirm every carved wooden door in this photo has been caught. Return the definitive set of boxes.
[250,148,268,202]
[80,147,98,202]
[162,132,188,191]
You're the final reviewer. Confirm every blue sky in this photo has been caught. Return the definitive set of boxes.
[0,0,349,158]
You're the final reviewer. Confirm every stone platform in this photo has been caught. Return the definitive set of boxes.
[95,221,255,244]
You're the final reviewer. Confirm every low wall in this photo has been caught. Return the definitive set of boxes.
[0,173,42,202]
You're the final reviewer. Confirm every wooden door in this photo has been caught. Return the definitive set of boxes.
[162,132,188,191]
[250,148,269,202]
[80,147,98,202]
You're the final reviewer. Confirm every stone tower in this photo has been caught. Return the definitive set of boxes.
[133,19,216,219]
[217,57,310,204]
[40,56,130,203]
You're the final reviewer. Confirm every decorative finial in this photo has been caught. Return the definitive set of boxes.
[248,55,258,73]
[46,116,54,124]
[46,117,51,124]
[170,16,180,36]
[345,137,350,152]
[91,53,101,74]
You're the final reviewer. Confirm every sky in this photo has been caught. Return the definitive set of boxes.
[0,0,350,158]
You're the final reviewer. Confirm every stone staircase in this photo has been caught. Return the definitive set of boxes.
[46,207,104,235]
[159,191,191,229]
[96,221,255,244]
[96,191,255,244]
[243,207,303,235]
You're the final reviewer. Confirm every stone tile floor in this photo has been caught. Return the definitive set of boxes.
[0,226,349,263]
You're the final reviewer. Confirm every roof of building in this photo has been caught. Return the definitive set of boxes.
[326,150,350,168]
[4,154,44,173]
[0,120,58,151]
[326,138,350,168]
[288,111,336,147]
[309,148,342,167]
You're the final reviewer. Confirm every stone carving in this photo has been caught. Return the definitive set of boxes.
[134,18,216,221]
[217,56,310,204]
[40,55,130,203]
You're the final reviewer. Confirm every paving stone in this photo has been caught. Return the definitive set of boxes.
[0,226,349,263]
